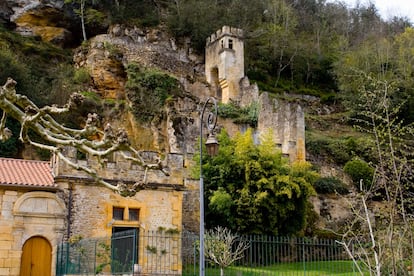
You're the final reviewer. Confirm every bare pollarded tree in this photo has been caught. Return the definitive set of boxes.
[204,226,250,276]
[0,77,169,196]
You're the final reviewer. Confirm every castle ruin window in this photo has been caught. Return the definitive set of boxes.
[228,39,233,49]
[221,39,224,48]
[76,150,87,160]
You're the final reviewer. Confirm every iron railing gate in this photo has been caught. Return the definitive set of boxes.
[56,232,358,275]
[56,237,110,275]
[111,228,138,274]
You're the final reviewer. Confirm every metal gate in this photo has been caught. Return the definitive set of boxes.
[111,228,138,274]
[56,230,138,275]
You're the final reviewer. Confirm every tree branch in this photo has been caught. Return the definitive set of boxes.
[0,78,168,196]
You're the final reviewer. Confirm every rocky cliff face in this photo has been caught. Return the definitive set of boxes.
[72,24,210,155]
[1,0,73,45]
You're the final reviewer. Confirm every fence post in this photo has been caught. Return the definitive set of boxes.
[193,234,197,276]
[302,237,306,276]
[65,241,69,274]
[93,240,97,275]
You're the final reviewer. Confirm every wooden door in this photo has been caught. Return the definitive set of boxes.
[20,236,52,276]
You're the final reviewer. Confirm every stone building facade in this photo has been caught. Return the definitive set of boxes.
[52,148,185,237]
[0,151,188,276]
[0,158,65,276]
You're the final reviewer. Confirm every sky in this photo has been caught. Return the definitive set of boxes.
[327,0,414,22]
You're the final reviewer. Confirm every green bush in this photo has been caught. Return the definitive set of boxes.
[326,140,351,164]
[126,63,183,122]
[306,135,351,164]
[0,26,72,107]
[73,68,91,84]
[320,93,338,104]
[218,101,259,127]
[217,102,241,119]
[306,134,376,165]
[313,177,349,195]
[343,158,374,190]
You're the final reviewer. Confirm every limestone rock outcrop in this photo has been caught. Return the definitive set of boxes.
[1,0,73,46]
[73,25,207,154]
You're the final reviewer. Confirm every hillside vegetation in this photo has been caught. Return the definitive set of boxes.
[1,1,412,147]
[1,0,414,233]
[2,2,414,271]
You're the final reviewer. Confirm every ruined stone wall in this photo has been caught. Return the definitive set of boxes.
[0,189,65,276]
[239,76,259,107]
[257,93,306,162]
[52,147,186,185]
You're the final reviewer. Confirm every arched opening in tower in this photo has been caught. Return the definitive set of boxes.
[210,67,221,100]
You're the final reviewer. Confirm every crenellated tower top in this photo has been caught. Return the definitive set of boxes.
[206,26,244,46]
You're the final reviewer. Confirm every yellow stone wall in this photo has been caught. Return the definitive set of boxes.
[51,148,186,274]
[54,178,183,274]
[62,182,183,238]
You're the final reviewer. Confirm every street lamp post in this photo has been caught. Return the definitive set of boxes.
[199,97,219,276]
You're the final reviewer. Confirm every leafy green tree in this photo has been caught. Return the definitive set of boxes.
[166,0,265,53]
[200,129,317,236]
[348,3,383,46]
[392,27,414,122]
[102,0,160,26]
[255,0,299,87]
[334,27,414,123]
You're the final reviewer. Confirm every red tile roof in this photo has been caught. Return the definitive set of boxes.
[0,158,56,188]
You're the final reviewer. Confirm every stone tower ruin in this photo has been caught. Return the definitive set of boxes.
[205,26,244,103]
[204,26,306,163]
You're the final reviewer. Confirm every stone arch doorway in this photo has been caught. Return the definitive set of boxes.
[20,236,52,276]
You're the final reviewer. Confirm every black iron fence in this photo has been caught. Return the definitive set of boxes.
[56,231,357,275]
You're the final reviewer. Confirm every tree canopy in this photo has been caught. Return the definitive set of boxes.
[197,129,318,236]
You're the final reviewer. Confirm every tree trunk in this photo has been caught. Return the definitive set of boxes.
[80,0,87,41]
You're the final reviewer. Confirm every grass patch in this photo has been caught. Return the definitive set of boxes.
[183,261,364,275]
